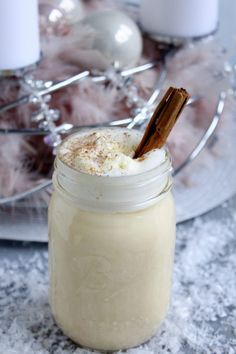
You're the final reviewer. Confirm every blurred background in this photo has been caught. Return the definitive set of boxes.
[0,0,235,241]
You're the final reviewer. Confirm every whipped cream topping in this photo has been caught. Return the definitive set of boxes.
[58,128,166,176]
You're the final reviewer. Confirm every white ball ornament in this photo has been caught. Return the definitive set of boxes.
[80,9,143,69]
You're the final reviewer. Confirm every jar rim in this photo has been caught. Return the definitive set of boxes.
[53,129,173,212]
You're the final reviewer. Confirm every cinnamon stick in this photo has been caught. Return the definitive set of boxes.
[134,87,190,159]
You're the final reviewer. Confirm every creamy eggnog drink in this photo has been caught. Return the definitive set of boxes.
[48,87,189,351]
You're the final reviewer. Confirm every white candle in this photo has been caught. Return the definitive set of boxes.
[140,0,219,39]
[0,0,40,72]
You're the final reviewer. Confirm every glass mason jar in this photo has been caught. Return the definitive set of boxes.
[48,139,176,351]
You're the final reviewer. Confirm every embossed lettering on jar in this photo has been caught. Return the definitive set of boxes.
[48,128,176,351]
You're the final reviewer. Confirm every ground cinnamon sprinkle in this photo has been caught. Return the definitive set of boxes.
[58,128,166,176]
[59,130,139,175]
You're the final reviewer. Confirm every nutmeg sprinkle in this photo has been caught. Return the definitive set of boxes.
[58,128,166,176]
